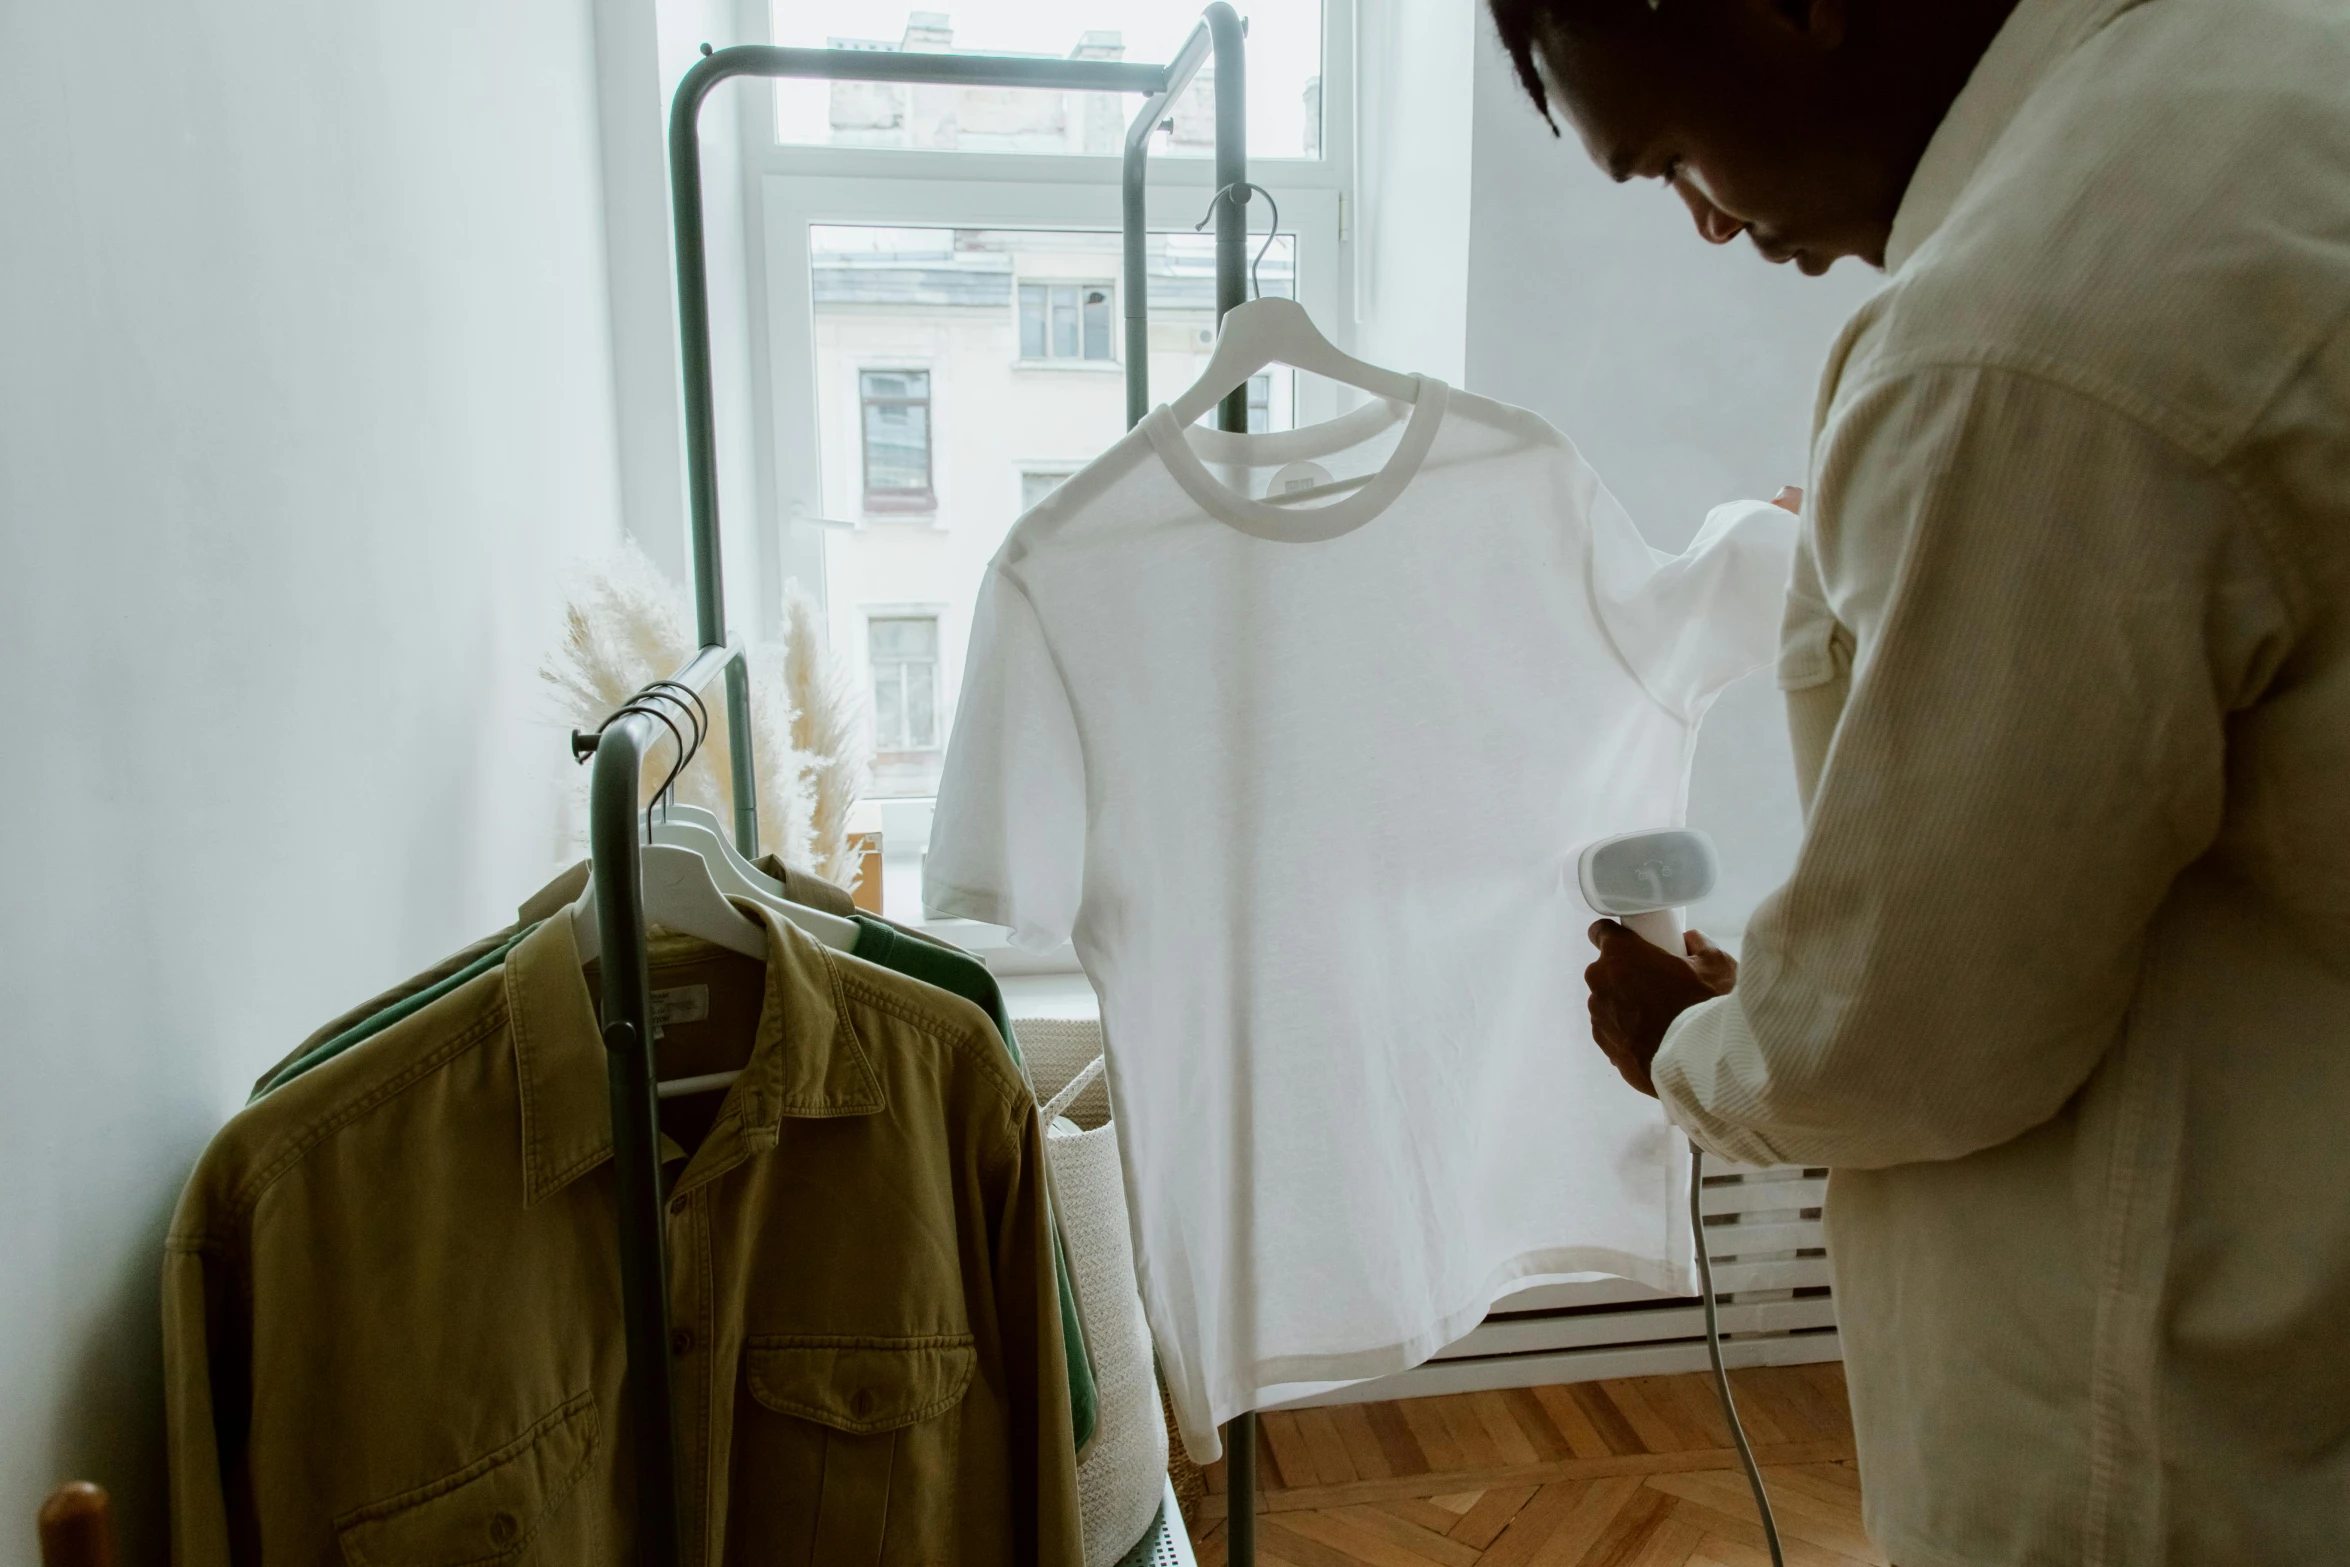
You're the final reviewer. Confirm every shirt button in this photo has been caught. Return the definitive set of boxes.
[853,1388,876,1417]
[671,1327,695,1356]
[487,1511,520,1548]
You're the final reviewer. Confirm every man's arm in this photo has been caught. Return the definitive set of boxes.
[1636,363,2289,1169]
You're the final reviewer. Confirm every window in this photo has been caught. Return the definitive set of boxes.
[869,616,942,752]
[860,369,933,507]
[1019,283,1114,361]
[772,1,1328,163]
[1021,470,1074,510]
[767,23,1344,924]
[1247,373,1272,434]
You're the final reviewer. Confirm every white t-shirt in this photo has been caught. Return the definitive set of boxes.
[926,379,1792,1459]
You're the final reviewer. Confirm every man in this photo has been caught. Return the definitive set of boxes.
[1489,0,2350,1562]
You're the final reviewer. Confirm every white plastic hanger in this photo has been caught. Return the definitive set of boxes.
[569,843,766,1101]
[1167,296,1421,428]
[569,842,766,963]
[650,802,860,952]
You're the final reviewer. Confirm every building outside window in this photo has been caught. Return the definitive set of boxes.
[814,225,1295,812]
[860,369,933,509]
[1019,282,1115,361]
[773,4,1327,163]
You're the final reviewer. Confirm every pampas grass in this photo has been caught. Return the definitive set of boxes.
[780,584,865,884]
[542,542,867,889]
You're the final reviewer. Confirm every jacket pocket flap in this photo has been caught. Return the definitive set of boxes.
[337,1391,597,1567]
[746,1335,976,1435]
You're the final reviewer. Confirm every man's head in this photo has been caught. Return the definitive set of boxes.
[1488,0,2019,272]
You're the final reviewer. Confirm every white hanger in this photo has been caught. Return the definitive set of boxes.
[570,843,767,964]
[649,804,860,952]
[569,841,766,1100]
[1167,296,1421,429]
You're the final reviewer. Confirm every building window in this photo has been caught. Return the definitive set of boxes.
[869,615,942,753]
[1021,470,1073,511]
[1247,372,1272,434]
[1018,283,1114,362]
[861,369,933,507]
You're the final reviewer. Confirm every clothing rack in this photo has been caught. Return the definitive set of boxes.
[575,10,1260,1566]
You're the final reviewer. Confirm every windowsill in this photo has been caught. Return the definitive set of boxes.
[861,494,937,517]
[1010,359,1121,373]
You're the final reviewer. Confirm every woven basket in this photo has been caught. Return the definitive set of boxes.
[1019,1018,1169,1566]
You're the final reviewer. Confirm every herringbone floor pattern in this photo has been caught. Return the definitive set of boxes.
[1187,1363,1882,1566]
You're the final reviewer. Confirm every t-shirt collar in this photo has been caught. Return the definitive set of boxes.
[1883,0,2153,273]
[504,898,885,1207]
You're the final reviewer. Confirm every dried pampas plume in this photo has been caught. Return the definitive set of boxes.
[780,583,864,884]
[542,542,867,891]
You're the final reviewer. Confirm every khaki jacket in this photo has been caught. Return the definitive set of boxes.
[167,903,1082,1565]
[1652,0,2350,1561]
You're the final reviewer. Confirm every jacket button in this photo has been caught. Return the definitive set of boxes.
[671,1327,695,1356]
[853,1388,875,1416]
[487,1511,520,1548]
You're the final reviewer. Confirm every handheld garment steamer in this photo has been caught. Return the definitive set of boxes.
[1580,829,1787,1567]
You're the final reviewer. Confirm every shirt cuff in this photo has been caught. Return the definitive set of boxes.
[1652,991,1798,1168]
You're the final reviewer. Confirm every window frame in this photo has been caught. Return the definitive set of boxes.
[858,367,937,513]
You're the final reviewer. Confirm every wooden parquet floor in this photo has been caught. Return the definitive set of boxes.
[1188,1363,1883,1567]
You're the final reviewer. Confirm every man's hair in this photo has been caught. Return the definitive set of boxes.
[1486,0,1664,135]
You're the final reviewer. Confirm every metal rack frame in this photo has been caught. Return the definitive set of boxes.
[580,10,1261,1564]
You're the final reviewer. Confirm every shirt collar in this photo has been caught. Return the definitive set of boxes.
[504,900,886,1207]
[1883,0,2151,272]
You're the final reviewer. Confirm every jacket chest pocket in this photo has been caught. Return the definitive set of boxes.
[734,1334,977,1565]
[336,1391,597,1567]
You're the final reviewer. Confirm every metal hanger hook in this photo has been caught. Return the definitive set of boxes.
[632,681,711,818]
[1194,182,1281,302]
[600,696,690,845]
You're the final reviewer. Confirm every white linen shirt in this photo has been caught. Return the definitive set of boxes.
[1651,0,2350,1562]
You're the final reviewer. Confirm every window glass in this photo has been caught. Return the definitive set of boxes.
[860,369,933,502]
[870,615,942,753]
[814,225,1294,811]
[1019,282,1117,362]
[1018,284,1048,359]
[772,1,1326,162]
[1082,286,1112,360]
[1246,372,1272,434]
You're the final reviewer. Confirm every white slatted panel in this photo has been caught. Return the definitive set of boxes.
[1275,1162,1838,1409]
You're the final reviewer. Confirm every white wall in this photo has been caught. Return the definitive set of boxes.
[0,0,625,1553]
[1460,8,1881,940]
[1352,0,1477,382]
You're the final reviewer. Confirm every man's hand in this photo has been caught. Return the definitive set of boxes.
[1585,923,1738,1097]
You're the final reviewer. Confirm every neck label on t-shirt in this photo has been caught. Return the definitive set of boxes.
[1267,460,1334,498]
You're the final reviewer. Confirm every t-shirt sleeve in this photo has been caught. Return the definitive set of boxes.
[925,565,1088,951]
[1589,490,1798,721]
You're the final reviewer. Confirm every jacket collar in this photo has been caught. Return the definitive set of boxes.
[1883,0,2152,273]
[504,900,885,1207]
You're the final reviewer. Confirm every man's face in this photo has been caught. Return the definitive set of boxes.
[1534,5,1909,273]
